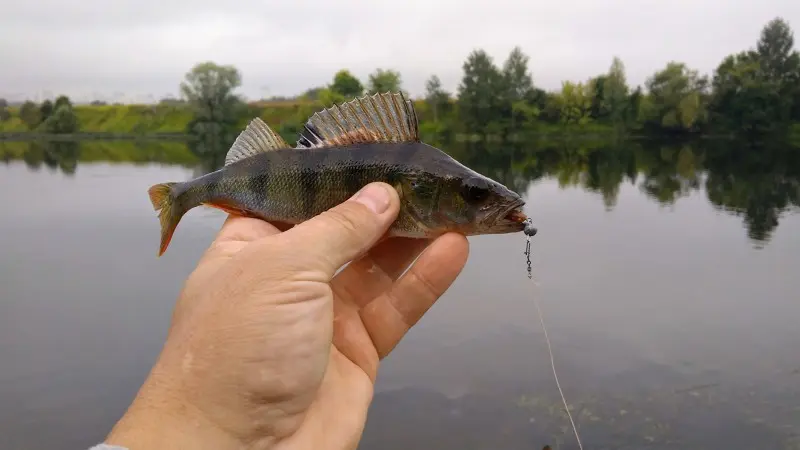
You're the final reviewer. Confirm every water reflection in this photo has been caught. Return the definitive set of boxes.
[13,140,80,175]
[1,136,799,450]
[3,137,797,247]
[0,138,198,175]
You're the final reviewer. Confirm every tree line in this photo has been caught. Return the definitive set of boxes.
[177,15,800,146]
[2,16,797,140]
[0,95,79,134]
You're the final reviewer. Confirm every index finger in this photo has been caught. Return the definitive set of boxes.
[216,214,282,243]
[201,214,289,261]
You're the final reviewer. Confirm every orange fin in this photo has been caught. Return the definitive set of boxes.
[148,182,183,256]
[201,201,255,218]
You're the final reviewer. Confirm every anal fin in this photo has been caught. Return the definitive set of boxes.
[201,201,256,217]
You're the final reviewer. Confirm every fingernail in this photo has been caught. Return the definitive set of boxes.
[352,183,390,214]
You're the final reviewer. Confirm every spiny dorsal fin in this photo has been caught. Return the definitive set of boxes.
[225,117,290,166]
[296,91,420,149]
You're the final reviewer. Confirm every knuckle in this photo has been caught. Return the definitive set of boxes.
[321,203,368,237]
[409,265,443,301]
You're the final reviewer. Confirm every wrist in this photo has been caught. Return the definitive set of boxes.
[104,371,243,450]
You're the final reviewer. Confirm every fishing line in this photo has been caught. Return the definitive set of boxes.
[522,219,584,450]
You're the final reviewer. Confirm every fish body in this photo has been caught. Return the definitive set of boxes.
[148,92,528,256]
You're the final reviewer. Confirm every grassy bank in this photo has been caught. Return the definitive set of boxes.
[2,104,195,135]
[0,100,352,136]
[0,100,621,138]
[4,101,799,144]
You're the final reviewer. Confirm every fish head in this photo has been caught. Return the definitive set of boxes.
[401,169,528,236]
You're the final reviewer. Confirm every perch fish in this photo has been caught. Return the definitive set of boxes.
[148,92,529,255]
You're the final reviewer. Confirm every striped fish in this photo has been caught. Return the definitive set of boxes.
[147,91,528,256]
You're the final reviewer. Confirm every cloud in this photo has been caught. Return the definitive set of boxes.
[1,0,798,103]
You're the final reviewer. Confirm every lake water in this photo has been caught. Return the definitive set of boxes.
[1,138,799,449]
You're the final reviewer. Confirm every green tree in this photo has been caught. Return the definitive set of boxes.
[180,61,246,157]
[558,81,593,125]
[424,74,450,123]
[19,101,41,130]
[589,75,607,120]
[644,62,708,132]
[457,49,506,135]
[502,46,534,102]
[330,70,363,98]
[367,68,402,94]
[603,57,630,127]
[792,73,800,121]
[625,86,644,127]
[0,98,9,122]
[537,91,562,123]
[54,95,72,111]
[39,100,54,123]
[756,17,799,83]
[180,61,244,123]
[755,17,799,126]
[708,17,799,135]
[42,104,79,134]
[502,46,536,130]
[708,51,778,134]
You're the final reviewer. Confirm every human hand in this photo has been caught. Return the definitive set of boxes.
[104,182,470,450]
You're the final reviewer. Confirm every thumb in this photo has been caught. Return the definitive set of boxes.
[279,182,400,279]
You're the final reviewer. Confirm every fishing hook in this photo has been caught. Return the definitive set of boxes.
[523,218,537,279]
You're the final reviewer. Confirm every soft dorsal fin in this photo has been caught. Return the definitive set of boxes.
[225,118,291,166]
[296,91,420,149]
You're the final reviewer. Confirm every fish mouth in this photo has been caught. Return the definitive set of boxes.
[504,206,528,223]
[490,198,528,231]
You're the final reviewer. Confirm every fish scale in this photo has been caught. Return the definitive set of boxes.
[147,92,529,256]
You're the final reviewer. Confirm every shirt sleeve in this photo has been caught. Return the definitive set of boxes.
[88,445,128,450]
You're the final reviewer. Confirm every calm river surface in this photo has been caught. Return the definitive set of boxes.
[1,139,799,449]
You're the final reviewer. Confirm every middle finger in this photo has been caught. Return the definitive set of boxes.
[331,237,431,310]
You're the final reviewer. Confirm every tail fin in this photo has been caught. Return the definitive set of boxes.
[147,182,183,256]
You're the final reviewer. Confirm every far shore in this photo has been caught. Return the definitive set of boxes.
[0,132,189,142]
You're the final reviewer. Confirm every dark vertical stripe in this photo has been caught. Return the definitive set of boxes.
[300,148,329,217]
[284,141,425,218]
[361,165,375,203]
[247,173,263,211]
[344,164,363,198]
[301,168,318,217]
[352,143,388,189]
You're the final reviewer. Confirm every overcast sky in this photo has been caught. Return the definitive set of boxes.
[1,0,798,104]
